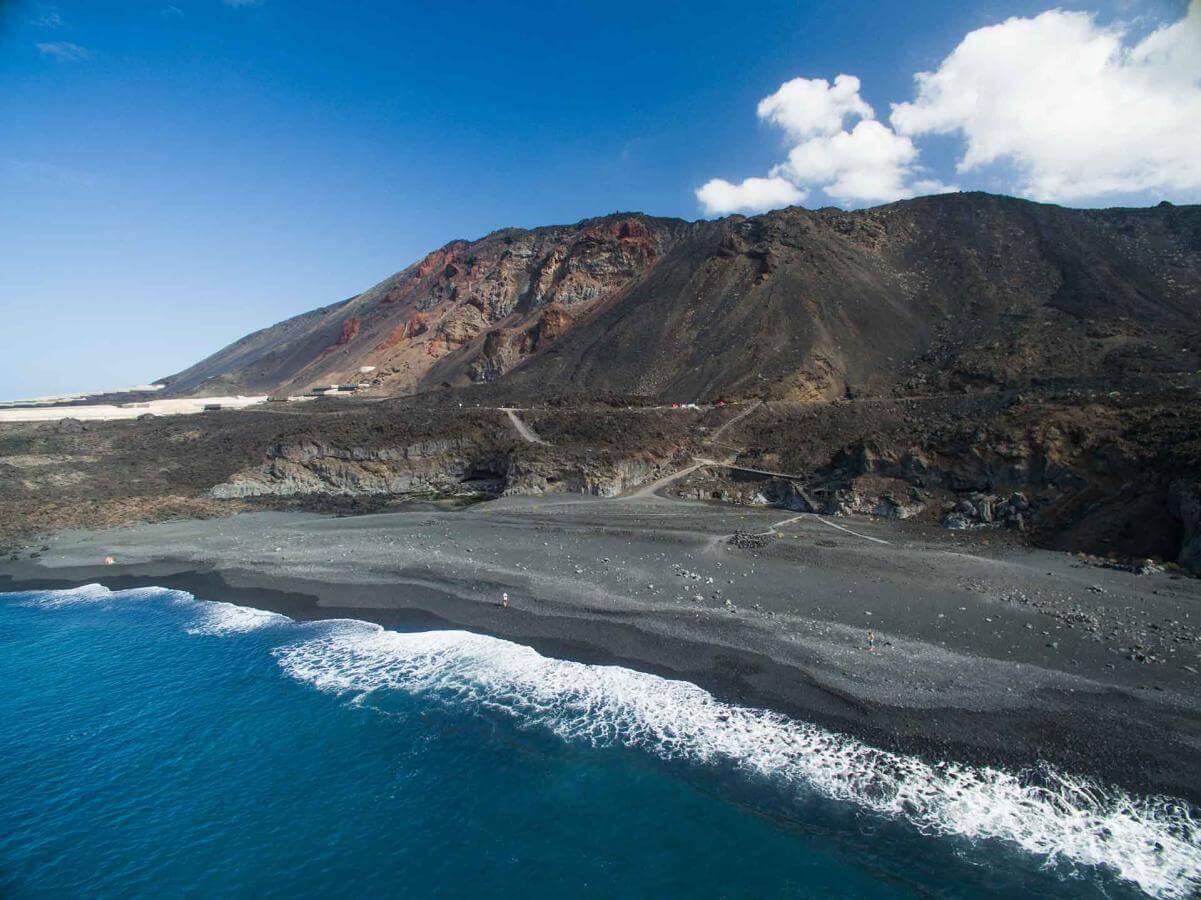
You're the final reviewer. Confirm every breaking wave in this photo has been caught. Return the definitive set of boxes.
[183,600,292,636]
[274,621,1201,900]
[11,585,1201,898]
[17,583,291,634]
[16,583,189,608]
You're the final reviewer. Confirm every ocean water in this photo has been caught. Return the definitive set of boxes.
[2,586,1198,899]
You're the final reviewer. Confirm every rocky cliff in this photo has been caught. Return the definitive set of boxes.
[160,194,1201,404]
[161,215,689,397]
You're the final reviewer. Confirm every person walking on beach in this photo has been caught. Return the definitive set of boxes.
[501,592,509,608]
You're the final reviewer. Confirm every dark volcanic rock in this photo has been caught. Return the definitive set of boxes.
[1170,480,1201,574]
[157,194,1201,405]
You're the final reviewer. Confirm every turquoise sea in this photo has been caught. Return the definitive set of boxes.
[2,585,1198,898]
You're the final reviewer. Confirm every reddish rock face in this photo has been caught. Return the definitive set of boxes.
[376,315,429,351]
[577,217,651,243]
[325,213,686,390]
[618,219,650,240]
[413,241,468,280]
[376,323,407,351]
[533,304,575,349]
[335,317,361,346]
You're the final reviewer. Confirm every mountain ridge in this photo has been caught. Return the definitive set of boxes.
[159,192,1201,403]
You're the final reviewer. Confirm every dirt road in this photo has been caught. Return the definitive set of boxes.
[501,408,549,445]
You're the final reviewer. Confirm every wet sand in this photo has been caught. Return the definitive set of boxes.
[3,491,1200,803]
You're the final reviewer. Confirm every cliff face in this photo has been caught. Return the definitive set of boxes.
[159,194,1201,403]
[161,214,688,397]
[207,440,670,502]
[204,409,692,503]
[498,195,1201,400]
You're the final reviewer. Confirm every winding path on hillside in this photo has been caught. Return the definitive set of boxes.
[501,408,549,445]
[627,460,710,499]
[703,400,762,446]
[699,459,810,480]
[496,399,888,546]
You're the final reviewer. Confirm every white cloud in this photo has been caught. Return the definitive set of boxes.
[756,74,874,139]
[890,2,1201,201]
[695,176,807,216]
[36,41,91,62]
[771,120,956,205]
[696,2,1200,213]
[697,74,952,211]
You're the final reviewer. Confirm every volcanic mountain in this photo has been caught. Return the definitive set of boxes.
[160,192,1201,402]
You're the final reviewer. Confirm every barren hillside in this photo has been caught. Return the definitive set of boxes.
[161,193,1201,403]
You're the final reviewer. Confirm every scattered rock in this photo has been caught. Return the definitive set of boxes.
[729,530,771,549]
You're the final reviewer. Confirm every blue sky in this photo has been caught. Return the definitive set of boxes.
[1,0,1196,398]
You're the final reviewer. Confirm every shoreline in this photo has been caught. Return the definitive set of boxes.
[3,496,1200,806]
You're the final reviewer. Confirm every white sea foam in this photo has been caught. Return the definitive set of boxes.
[14,583,112,607]
[10,585,1200,897]
[181,599,292,635]
[16,583,193,608]
[275,623,1201,899]
[15,584,290,634]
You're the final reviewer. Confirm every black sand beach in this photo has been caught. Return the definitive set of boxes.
[4,492,1200,804]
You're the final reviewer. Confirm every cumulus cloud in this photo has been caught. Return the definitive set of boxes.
[696,74,953,214]
[771,120,955,205]
[757,74,874,139]
[36,41,90,61]
[695,176,807,215]
[696,2,1200,214]
[890,2,1201,201]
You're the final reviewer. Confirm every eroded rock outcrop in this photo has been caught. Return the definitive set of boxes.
[209,438,489,499]
[209,438,675,503]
